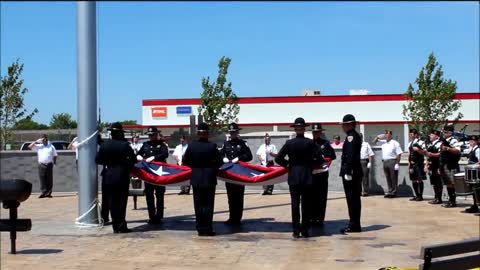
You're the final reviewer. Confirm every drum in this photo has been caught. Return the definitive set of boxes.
[464,164,480,184]
[454,173,472,195]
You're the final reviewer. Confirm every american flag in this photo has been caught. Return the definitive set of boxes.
[131,161,191,186]
[218,161,288,186]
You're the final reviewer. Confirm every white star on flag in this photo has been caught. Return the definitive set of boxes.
[250,172,265,178]
[149,165,171,176]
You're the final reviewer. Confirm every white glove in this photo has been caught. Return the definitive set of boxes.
[367,162,371,169]
[232,157,239,163]
[136,155,144,161]
[394,163,399,171]
[146,156,155,163]
[178,161,182,166]
[223,157,230,163]
[344,174,352,181]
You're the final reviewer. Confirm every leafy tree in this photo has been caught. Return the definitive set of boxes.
[119,120,137,125]
[0,59,38,149]
[49,113,77,129]
[14,117,49,130]
[402,53,463,139]
[198,56,240,133]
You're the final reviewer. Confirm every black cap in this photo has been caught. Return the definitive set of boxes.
[431,129,441,136]
[146,126,159,135]
[340,114,357,124]
[228,122,241,132]
[107,122,123,131]
[409,128,418,134]
[290,117,309,127]
[197,123,209,133]
[443,125,454,132]
[467,135,479,141]
[311,123,326,131]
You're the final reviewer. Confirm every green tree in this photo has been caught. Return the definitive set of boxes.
[119,120,137,125]
[0,59,38,149]
[198,56,240,133]
[402,53,463,139]
[14,117,49,130]
[49,113,77,129]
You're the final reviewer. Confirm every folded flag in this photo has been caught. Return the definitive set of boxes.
[218,161,288,186]
[130,161,191,186]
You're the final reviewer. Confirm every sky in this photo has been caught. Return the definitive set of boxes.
[1,1,479,125]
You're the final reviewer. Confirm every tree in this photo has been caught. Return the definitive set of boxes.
[119,120,137,125]
[402,53,463,139]
[14,117,49,130]
[0,59,38,149]
[198,56,240,133]
[49,113,77,129]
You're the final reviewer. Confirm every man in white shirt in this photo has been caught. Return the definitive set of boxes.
[29,134,58,198]
[373,130,403,198]
[173,135,190,195]
[130,134,143,155]
[256,133,278,195]
[359,133,374,196]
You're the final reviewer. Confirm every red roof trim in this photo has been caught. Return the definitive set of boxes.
[142,93,479,106]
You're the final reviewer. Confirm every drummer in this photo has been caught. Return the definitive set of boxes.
[464,135,480,213]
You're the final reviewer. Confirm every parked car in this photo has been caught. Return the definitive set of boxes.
[20,141,70,151]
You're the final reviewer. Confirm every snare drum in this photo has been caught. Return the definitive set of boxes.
[455,173,473,195]
[464,164,480,184]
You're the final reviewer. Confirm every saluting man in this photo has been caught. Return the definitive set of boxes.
[183,123,223,236]
[221,123,253,226]
[137,126,169,224]
[339,114,363,234]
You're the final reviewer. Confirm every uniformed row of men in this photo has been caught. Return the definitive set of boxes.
[95,114,362,237]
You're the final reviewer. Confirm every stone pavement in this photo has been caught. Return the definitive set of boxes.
[1,190,479,270]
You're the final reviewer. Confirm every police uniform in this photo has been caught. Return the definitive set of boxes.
[407,129,427,201]
[221,123,253,225]
[339,114,363,233]
[311,123,336,225]
[439,125,461,208]
[276,117,318,238]
[137,126,169,224]
[95,122,136,233]
[464,135,480,213]
[426,130,444,205]
[182,123,223,236]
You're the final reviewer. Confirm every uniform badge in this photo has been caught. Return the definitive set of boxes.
[237,145,241,149]
[347,136,353,142]
[321,145,325,150]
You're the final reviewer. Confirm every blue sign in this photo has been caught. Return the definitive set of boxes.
[176,106,192,115]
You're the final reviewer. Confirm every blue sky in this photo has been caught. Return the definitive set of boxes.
[1,1,478,125]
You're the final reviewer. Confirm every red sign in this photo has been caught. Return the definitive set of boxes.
[151,107,167,118]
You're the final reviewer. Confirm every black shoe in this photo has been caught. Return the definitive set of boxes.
[429,199,443,205]
[114,228,132,234]
[148,218,162,225]
[292,231,301,238]
[224,219,241,226]
[362,192,369,197]
[415,197,423,201]
[464,206,479,213]
[178,191,189,195]
[384,194,391,198]
[409,197,418,201]
[262,191,272,195]
[340,226,362,234]
[442,202,457,208]
[198,230,216,237]
[301,230,310,238]
[389,194,397,198]
[38,194,46,198]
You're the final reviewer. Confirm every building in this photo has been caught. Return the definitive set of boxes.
[135,92,480,148]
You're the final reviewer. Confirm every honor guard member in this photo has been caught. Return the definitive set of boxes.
[425,130,444,205]
[183,123,223,236]
[439,125,461,208]
[311,123,336,226]
[339,114,363,233]
[137,126,169,224]
[276,117,319,238]
[463,135,479,213]
[95,122,136,233]
[407,128,427,201]
[221,123,253,226]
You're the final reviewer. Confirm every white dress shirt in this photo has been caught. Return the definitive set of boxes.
[130,141,143,154]
[32,143,58,164]
[173,143,188,165]
[377,139,403,160]
[256,143,278,166]
[360,142,374,159]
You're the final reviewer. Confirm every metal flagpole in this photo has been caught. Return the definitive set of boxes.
[76,1,99,226]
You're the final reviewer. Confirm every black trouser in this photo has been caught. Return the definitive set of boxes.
[192,186,216,233]
[225,182,245,222]
[429,167,443,201]
[342,176,362,228]
[144,183,166,220]
[289,185,312,233]
[105,182,129,232]
[101,180,110,222]
[311,172,328,223]
[38,163,53,196]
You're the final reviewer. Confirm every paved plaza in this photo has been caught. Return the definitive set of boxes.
[1,190,479,270]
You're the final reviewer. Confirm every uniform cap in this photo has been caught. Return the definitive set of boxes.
[290,117,309,127]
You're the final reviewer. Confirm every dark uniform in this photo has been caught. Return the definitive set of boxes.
[439,125,461,208]
[137,127,169,224]
[339,114,363,233]
[465,135,479,213]
[426,131,444,204]
[276,117,318,238]
[311,123,336,225]
[95,122,136,233]
[183,123,223,236]
[221,123,253,225]
[407,130,427,201]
